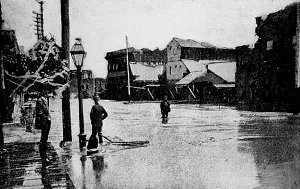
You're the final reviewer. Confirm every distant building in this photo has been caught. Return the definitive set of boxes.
[165,37,235,82]
[0,30,19,54]
[166,37,235,62]
[70,69,94,98]
[105,47,166,100]
[94,77,106,96]
[164,37,236,102]
[174,59,236,102]
[236,2,300,112]
[105,38,236,101]
[129,62,164,100]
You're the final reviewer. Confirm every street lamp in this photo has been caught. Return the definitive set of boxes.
[70,38,86,149]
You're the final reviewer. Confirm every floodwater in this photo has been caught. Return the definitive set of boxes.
[50,99,300,189]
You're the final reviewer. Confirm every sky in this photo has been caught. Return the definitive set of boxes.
[2,0,298,78]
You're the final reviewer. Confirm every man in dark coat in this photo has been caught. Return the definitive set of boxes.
[160,95,170,122]
[36,92,51,147]
[90,95,108,145]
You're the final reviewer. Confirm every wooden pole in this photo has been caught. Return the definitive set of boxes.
[61,0,72,142]
[296,3,300,88]
[0,2,4,150]
[126,35,131,101]
[39,1,44,39]
[0,49,4,149]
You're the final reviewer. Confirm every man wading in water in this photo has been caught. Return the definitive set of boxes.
[160,95,171,124]
[87,94,108,149]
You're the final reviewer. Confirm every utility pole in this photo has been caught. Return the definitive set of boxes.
[126,35,131,102]
[0,1,5,151]
[33,0,44,40]
[61,0,72,142]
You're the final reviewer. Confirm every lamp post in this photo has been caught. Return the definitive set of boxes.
[70,38,86,149]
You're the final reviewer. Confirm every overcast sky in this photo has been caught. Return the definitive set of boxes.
[2,0,297,77]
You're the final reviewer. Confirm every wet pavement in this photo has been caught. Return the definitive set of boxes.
[0,142,74,188]
[3,99,300,188]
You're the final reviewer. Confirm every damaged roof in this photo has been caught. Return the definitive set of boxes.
[176,70,226,85]
[130,62,164,81]
[173,37,216,48]
[207,62,236,83]
[182,59,206,72]
[177,59,236,84]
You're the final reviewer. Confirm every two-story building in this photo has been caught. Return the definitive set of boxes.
[165,37,236,102]
[236,2,300,112]
[166,37,235,62]
[172,59,236,102]
[105,47,166,100]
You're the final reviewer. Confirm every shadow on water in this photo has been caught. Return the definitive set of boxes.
[237,114,300,189]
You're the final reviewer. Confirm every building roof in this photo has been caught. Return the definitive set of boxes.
[130,62,164,81]
[181,59,236,82]
[106,47,139,58]
[181,59,206,72]
[176,70,226,85]
[173,37,216,48]
[207,62,236,83]
[176,71,205,85]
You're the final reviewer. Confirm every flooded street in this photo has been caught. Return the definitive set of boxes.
[50,99,300,189]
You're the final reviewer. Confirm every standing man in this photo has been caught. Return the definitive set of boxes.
[36,92,51,148]
[160,95,170,124]
[89,94,108,149]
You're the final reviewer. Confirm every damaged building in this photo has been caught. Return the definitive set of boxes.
[105,47,166,100]
[165,37,236,103]
[236,2,300,112]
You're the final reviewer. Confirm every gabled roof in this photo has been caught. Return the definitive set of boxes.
[130,62,164,81]
[207,62,236,83]
[173,37,216,48]
[176,70,227,85]
[181,59,206,72]
[176,71,205,85]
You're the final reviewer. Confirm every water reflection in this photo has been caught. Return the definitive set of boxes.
[91,156,106,186]
[39,145,52,188]
[80,155,87,189]
[238,113,300,188]
[79,154,107,189]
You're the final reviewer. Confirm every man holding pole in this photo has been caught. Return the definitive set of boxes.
[87,94,108,150]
